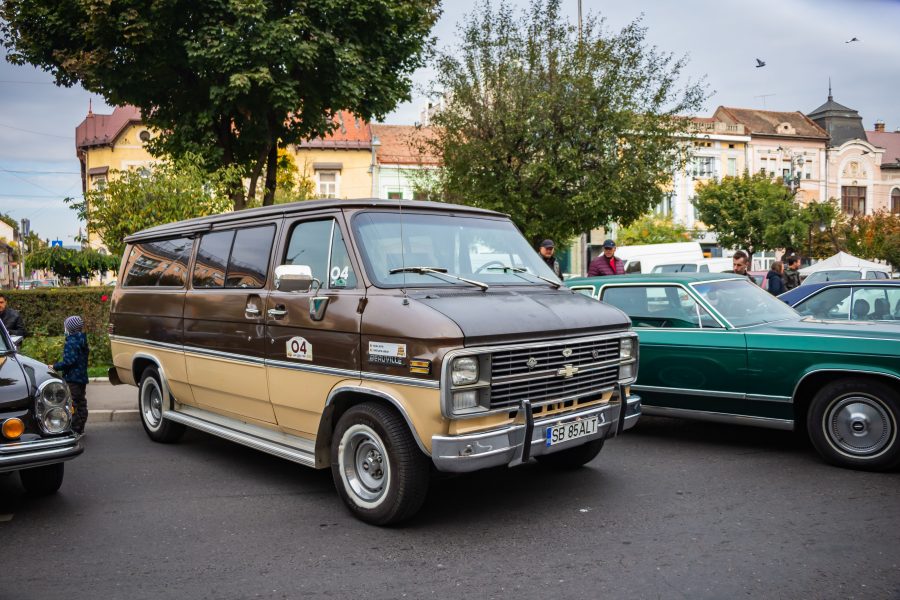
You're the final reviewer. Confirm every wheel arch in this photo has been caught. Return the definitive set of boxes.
[315,386,430,469]
[792,369,900,424]
[131,353,174,411]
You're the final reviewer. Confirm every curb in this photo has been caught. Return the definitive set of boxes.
[89,377,111,384]
[87,409,140,424]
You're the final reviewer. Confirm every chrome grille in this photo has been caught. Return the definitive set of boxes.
[489,338,621,410]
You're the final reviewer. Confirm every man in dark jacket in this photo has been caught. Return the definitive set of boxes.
[727,250,755,283]
[782,255,802,290]
[537,239,563,280]
[0,293,26,337]
[588,239,625,276]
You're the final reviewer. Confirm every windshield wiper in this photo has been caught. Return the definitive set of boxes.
[389,266,489,291]
[485,265,561,289]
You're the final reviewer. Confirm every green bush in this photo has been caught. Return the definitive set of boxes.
[20,333,111,370]
[1,287,112,336]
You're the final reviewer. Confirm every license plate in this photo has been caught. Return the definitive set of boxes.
[545,416,599,447]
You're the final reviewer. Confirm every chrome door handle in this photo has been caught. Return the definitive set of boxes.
[267,308,288,317]
[245,306,261,315]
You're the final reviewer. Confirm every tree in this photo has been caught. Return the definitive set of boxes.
[845,210,900,269]
[422,0,705,246]
[2,0,439,209]
[692,172,805,258]
[798,199,846,259]
[617,214,692,245]
[67,154,235,257]
[25,247,120,283]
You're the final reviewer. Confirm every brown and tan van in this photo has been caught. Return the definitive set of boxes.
[108,199,641,524]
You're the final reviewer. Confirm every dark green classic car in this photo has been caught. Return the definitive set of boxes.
[566,273,900,471]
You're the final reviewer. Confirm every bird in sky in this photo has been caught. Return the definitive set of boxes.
[755,58,766,68]
[845,37,859,43]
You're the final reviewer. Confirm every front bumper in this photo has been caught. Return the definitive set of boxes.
[0,434,84,473]
[432,387,641,473]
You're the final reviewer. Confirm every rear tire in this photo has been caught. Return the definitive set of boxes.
[139,366,185,443]
[331,403,430,525]
[807,378,900,471]
[20,462,64,495]
[536,439,605,469]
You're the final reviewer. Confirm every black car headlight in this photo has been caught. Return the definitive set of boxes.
[35,379,73,434]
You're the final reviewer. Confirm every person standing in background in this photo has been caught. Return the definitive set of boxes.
[0,293,26,338]
[588,239,624,276]
[766,261,786,296]
[537,239,563,280]
[782,255,802,290]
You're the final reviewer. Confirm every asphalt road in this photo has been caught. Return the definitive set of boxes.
[1,409,898,600]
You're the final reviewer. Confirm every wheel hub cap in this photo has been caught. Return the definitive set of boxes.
[828,396,892,456]
[141,382,162,427]
[340,426,390,504]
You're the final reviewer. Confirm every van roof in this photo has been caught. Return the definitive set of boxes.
[125,198,507,243]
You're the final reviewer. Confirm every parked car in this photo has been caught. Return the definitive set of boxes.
[566,273,900,471]
[108,198,641,525]
[650,258,733,274]
[802,268,891,285]
[748,270,770,291]
[0,324,83,494]
[779,280,900,321]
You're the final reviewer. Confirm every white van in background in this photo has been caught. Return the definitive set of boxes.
[650,257,733,274]
[613,242,704,274]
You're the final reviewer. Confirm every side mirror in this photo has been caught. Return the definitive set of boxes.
[9,335,23,350]
[275,264,319,293]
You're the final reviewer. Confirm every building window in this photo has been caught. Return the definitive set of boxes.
[758,157,766,175]
[727,158,737,177]
[691,156,715,178]
[892,188,900,215]
[93,176,107,190]
[841,186,866,216]
[387,191,403,200]
[317,171,338,198]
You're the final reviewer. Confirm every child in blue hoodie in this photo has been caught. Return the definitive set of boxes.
[50,315,90,435]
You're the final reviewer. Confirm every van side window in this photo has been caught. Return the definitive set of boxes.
[193,230,234,288]
[226,226,275,288]
[123,238,193,287]
[284,219,356,289]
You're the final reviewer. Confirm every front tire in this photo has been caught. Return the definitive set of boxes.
[807,378,900,471]
[331,403,430,525]
[139,366,185,443]
[20,462,64,495]
[536,439,604,469]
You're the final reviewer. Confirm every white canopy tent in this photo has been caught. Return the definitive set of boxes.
[799,251,892,276]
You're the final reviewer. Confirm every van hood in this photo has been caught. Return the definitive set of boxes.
[409,287,630,345]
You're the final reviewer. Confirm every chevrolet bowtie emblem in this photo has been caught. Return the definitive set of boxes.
[526,357,538,370]
[557,364,579,378]
[561,348,573,358]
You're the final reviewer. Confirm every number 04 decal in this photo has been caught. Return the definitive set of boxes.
[286,336,313,361]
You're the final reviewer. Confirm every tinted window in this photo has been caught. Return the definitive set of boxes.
[124,238,193,287]
[193,231,234,288]
[226,226,275,288]
[794,286,851,319]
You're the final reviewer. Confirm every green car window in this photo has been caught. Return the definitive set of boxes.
[694,279,798,327]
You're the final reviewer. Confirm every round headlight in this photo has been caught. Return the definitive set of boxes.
[41,381,71,406]
[42,407,71,434]
[451,357,479,386]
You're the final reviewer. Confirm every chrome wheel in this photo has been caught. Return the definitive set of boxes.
[338,424,391,509]
[140,376,163,431]
[825,395,893,457]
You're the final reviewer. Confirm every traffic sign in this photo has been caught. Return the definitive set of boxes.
[51,240,63,248]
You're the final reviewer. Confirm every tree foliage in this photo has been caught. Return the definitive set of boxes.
[797,199,846,259]
[617,214,692,245]
[422,0,705,246]
[67,154,235,257]
[2,0,439,209]
[845,210,900,269]
[25,247,120,283]
[692,172,805,257]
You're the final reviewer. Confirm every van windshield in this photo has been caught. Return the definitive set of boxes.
[352,211,558,288]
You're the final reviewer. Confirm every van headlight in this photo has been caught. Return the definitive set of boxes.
[620,338,634,360]
[451,357,479,386]
[36,380,72,434]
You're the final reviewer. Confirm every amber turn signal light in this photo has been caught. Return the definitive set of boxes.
[2,418,25,439]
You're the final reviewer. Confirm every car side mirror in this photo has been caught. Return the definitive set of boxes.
[9,335,23,350]
[275,264,319,293]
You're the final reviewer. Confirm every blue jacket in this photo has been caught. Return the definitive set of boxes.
[53,332,89,384]
[766,270,786,296]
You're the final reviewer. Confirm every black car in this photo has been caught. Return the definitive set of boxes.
[0,324,83,494]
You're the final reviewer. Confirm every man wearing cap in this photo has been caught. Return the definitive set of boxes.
[588,239,624,276]
[537,239,562,280]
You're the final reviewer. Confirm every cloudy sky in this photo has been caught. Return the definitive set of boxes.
[1,0,899,244]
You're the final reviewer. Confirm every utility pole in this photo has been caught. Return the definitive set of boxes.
[578,0,582,41]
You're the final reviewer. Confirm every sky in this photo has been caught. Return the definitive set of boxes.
[1,0,899,244]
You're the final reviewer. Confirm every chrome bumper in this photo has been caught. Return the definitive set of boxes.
[432,388,641,473]
[0,434,84,473]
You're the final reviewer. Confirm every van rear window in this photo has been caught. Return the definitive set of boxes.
[123,238,193,287]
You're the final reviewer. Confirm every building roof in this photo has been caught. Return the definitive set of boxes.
[866,129,900,169]
[75,105,142,150]
[297,111,373,149]
[806,93,867,147]
[371,124,441,166]
[714,106,828,140]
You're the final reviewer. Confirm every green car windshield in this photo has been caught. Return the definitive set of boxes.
[692,279,799,328]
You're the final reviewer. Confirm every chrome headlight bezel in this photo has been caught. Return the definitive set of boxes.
[451,356,479,386]
[35,379,73,434]
[618,335,639,383]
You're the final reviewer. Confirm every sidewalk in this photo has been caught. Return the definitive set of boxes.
[85,378,140,424]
